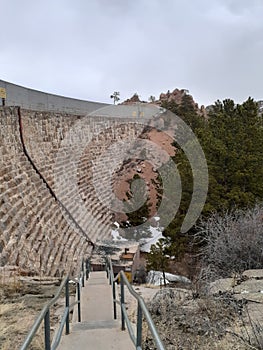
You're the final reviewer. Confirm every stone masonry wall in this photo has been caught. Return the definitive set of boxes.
[0,107,145,276]
[0,107,92,277]
[22,110,144,242]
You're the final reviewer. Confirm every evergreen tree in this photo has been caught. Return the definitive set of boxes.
[147,238,170,286]
[121,174,152,241]
[160,96,263,254]
[160,97,205,254]
[205,97,263,211]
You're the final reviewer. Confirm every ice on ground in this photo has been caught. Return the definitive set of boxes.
[113,221,120,228]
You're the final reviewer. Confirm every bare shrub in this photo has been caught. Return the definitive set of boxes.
[144,289,243,349]
[197,204,263,279]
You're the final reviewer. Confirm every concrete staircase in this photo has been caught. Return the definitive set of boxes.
[57,271,134,350]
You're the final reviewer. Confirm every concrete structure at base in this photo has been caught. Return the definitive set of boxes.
[90,242,142,283]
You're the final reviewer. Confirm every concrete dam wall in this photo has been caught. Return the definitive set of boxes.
[0,79,109,115]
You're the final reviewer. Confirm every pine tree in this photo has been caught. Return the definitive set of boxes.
[205,97,263,211]
[160,96,263,254]
[147,238,170,286]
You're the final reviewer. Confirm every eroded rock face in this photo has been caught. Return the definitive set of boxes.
[243,269,263,280]
[122,93,142,104]
[209,269,263,296]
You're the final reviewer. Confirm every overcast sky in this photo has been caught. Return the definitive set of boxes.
[1,0,263,106]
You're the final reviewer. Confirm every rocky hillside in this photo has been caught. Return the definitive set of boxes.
[145,269,263,349]
[122,88,198,106]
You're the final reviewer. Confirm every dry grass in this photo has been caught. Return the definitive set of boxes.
[0,270,62,350]
[144,288,252,350]
[0,298,46,349]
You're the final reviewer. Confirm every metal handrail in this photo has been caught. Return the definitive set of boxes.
[20,259,89,350]
[105,257,165,350]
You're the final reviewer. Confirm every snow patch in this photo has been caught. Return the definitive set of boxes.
[111,229,128,241]
[140,226,165,252]
[146,270,191,286]
[111,220,165,249]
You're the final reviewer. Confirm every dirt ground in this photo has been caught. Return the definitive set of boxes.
[0,269,74,349]
[123,277,263,350]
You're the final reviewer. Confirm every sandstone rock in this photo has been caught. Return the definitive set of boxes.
[209,278,235,294]
[234,279,263,294]
[242,269,263,280]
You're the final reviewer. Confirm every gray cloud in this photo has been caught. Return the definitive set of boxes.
[0,0,262,106]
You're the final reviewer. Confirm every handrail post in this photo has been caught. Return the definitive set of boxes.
[65,277,70,335]
[136,302,143,348]
[86,259,89,280]
[113,280,117,320]
[82,260,85,287]
[120,273,125,331]
[44,309,51,350]
[77,280,81,322]
[106,261,109,279]
[109,268,111,285]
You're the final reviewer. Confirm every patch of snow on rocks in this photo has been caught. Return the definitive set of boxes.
[146,270,191,286]
[140,226,165,253]
[111,228,128,241]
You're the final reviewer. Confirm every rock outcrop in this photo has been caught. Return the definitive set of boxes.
[145,269,263,349]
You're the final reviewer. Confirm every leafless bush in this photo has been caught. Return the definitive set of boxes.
[196,204,263,279]
[144,288,243,349]
[227,303,263,350]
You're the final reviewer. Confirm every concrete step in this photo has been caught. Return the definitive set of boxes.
[57,271,135,350]
[74,271,114,323]
[57,325,134,350]
[72,319,118,331]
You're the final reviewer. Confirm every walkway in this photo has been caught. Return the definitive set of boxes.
[57,271,134,350]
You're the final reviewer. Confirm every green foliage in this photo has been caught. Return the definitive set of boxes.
[204,97,263,211]
[118,96,262,260]
[147,238,170,285]
[161,97,263,254]
[147,239,169,270]
[120,174,152,241]
[163,96,263,214]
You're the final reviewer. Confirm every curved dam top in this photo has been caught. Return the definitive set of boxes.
[0,79,163,119]
[0,79,109,115]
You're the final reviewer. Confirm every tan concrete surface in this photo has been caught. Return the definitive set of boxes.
[57,326,134,350]
[57,271,135,350]
[80,271,114,322]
